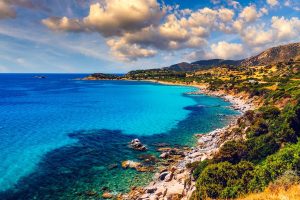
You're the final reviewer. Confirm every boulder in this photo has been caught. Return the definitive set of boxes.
[146,187,157,193]
[102,192,113,199]
[130,139,147,151]
[159,172,169,181]
[159,152,169,159]
[121,160,141,169]
[164,173,173,182]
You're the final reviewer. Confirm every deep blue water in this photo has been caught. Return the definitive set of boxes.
[0,74,238,199]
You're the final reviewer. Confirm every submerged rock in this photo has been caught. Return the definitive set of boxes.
[108,163,118,170]
[121,160,154,172]
[102,192,113,199]
[121,160,141,169]
[129,138,147,151]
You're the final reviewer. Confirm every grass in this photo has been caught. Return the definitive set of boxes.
[237,184,300,200]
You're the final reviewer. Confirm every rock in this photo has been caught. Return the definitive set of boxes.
[121,160,153,172]
[102,192,113,199]
[164,173,173,182]
[146,187,157,193]
[138,154,157,164]
[159,152,169,159]
[165,182,184,199]
[157,147,172,152]
[121,160,141,169]
[108,163,118,170]
[153,142,169,147]
[85,190,98,196]
[159,172,169,181]
[149,195,158,200]
[130,138,147,151]
[136,165,154,172]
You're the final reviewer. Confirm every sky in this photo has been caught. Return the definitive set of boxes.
[0,0,299,73]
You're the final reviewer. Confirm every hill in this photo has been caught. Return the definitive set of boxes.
[164,59,242,72]
[241,42,300,66]
[164,42,300,71]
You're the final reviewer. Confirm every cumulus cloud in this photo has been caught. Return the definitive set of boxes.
[210,41,244,59]
[284,0,300,10]
[0,0,46,19]
[239,5,264,23]
[43,2,238,60]
[107,38,157,61]
[267,0,279,7]
[42,17,84,32]
[43,0,164,37]
[0,1,15,19]
[239,16,300,49]
[41,0,299,62]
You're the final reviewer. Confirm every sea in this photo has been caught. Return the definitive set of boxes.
[0,74,238,199]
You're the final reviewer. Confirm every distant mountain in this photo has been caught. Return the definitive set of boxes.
[164,59,242,72]
[191,59,242,67]
[241,42,300,66]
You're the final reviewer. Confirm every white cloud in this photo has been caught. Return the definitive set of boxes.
[267,0,279,7]
[107,38,157,61]
[210,41,244,59]
[42,17,84,32]
[239,16,300,49]
[40,0,299,62]
[0,1,15,19]
[271,16,300,40]
[43,0,165,37]
[239,5,262,23]
[0,0,45,19]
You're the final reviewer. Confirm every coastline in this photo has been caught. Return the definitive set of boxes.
[120,80,258,200]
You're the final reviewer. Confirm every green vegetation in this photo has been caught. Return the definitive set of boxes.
[189,100,300,199]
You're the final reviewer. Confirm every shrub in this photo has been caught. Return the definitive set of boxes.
[248,141,300,192]
[245,133,279,163]
[213,140,247,164]
[259,106,281,120]
[192,159,209,179]
[195,161,255,199]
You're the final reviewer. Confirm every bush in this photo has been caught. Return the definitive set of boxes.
[248,141,300,192]
[270,103,299,143]
[213,140,247,164]
[245,133,279,163]
[247,119,269,138]
[195,161,255,199]
[259,106,281,120]
[192,159,209,179]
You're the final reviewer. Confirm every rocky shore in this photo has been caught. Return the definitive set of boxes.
[116,82,258,200]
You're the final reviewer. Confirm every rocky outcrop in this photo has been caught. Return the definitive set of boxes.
[129,139,147,151]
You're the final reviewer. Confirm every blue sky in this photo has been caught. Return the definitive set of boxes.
[0,0,299,73]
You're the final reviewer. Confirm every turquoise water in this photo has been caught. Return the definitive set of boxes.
[0,74,238,199]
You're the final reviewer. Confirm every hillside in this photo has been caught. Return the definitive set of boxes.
[241,42,300,66]
[164,59,242,72]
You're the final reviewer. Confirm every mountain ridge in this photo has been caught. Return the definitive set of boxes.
[163,42,300,72]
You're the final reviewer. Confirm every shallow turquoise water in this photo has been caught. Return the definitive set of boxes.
[0,74,238,199]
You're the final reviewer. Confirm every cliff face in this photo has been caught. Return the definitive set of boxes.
[241,42,300,66]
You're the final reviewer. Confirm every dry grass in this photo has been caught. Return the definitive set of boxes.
[264,84,278,91]
[237,184,300,200]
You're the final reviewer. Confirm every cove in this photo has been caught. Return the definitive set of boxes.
[0,74,238,199]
